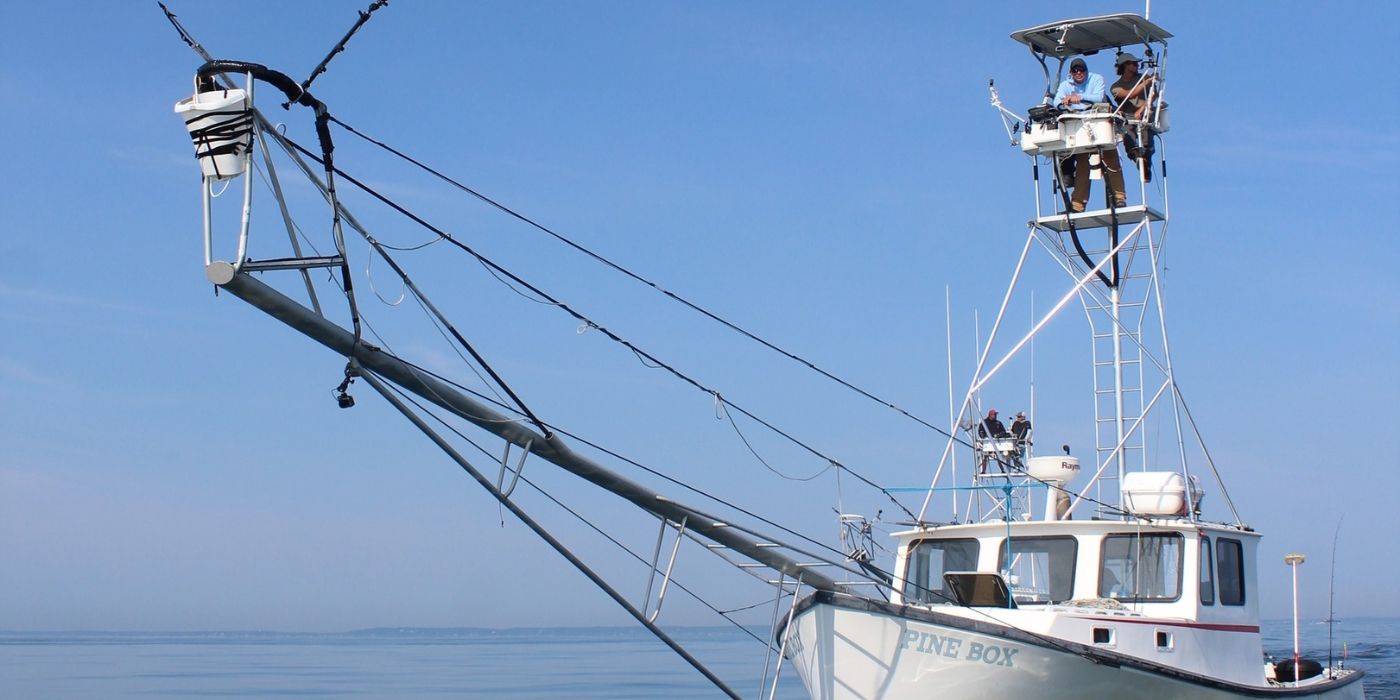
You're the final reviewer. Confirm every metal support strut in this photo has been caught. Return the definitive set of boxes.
[360,370,743,700]
[643,516,688,623]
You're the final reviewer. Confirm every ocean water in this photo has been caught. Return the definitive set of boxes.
[1,619,1394,698]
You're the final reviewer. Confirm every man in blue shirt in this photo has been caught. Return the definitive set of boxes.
[1055,58,1126,212]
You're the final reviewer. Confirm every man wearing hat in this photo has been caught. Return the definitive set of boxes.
[977,409,1011,473]
[978,408,1010,439]
[1010,411,1032,442]
[1111,53,1158,182]
[1054,57,1127,212]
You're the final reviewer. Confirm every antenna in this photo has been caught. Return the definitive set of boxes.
[1328,517,1344,674]
[946,286,958,521]
[1029,290,1036,431]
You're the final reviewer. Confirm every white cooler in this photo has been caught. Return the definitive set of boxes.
[1121,471,1202,517]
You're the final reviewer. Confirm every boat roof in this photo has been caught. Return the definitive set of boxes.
[891,518,1257,541]
[1011,13,1171,57]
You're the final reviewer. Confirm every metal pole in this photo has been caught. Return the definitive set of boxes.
[1143,222,1193,514]
[1112,285,1126,511]
[253,117,323,316]
[216,270,844,592]
[361,371,743,700]
[758,571,785,698]
[1285,553,1305,687]
[946,286,958,521]
[918,231,1037,521]
[233,72,255,269]
[767,577,804,700]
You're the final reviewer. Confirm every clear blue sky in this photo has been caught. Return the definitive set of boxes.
[2,1,1396,633]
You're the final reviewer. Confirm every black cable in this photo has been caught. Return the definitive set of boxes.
[166,6,1123,677]
[516,473,772,648]
[354,223,555,440]
[275,127,1137,528]
[389,368,1112,667]
[363,372,743,699]
[298,0,390,95]
[393,356,868,563]
[1105,148,1121,288]
[273,131,915,521]
[719,402,835,482]
[388,371,1107,664]
[1056,153,1113,289]
[390,380,773,648]
[327,115,960,443]
[192,57,370,384]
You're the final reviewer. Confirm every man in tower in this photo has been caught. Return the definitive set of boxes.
[1055,57,1126,212]
[977,409,1011,474]
[1111,53,1158,183]
[1011,411,1032,442]
[979,409,1010,439]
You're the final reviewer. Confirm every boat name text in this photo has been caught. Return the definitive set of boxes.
[899,630,1018,667]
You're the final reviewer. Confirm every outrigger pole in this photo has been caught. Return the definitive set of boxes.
[360,369,743,700]
[214,270,844,594]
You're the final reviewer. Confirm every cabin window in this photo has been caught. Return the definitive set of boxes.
[1199,537,1215,605]
[903,538,979,604]
[997,536,1077,604]
[1217,538,1246,606]
[1099,533,1183,602]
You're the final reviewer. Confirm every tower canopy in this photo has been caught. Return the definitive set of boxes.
[1011,13,1171,57]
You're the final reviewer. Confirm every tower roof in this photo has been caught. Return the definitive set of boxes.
[1011,13,1171,57]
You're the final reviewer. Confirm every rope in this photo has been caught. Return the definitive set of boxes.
[298,0,390,94]
[328,115,960,443]
[272,131,913,520]
[386,378,772,648]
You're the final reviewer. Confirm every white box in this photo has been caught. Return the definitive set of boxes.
[1020,122,1065,155]
[1121,471,1201,517]
[1058,112,1120,153]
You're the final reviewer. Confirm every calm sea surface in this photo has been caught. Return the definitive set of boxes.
[1,619,1394,698]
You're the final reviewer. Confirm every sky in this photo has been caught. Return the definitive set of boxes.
[2,1,1397,637]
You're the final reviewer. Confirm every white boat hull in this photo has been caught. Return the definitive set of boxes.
[781,594,1365,700]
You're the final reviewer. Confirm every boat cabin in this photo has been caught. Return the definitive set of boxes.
[887,518,1265,684]
[891,519,1257,619]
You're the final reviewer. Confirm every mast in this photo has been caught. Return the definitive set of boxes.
[950,13,1240,523]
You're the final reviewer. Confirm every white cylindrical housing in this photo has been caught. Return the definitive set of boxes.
[174,88,253,180]
[1028,456,1079,521]
[1027,456,1080,485]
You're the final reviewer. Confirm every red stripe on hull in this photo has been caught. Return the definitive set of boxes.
[1074,616,1259,633]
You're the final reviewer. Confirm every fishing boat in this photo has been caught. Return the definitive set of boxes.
[774,13,1366,699]
[170,5,1366,699]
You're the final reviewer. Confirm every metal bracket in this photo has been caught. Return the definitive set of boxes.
[202,71,256,278]
[239,255,346,273]
[643,515,688,623]
[766,574,804,700]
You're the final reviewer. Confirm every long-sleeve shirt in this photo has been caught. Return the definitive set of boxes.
[1054,73,1106,111]
[979,418,1009,439]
